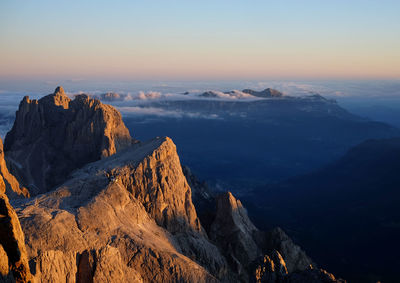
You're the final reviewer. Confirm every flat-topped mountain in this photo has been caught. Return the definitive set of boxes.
[4,86,134,195]
[242,88,284,98]
[198,90,255,99]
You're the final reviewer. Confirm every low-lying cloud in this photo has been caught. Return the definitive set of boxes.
[199,90,258,99]
[117,106,220,120]
[124,91,162,101]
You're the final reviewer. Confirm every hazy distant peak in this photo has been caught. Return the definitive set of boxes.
[242,88,284,98]
[199,90,255,99]
[303,93,337,103]
[100,92,122,101]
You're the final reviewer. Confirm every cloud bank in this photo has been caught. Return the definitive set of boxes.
[117,106,220,120]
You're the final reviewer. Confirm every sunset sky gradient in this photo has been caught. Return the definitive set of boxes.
[1,0,399,80]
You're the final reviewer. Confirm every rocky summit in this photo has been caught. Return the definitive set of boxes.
[15,137,227,282]
[4,86,133,195]
[0,88,345,282]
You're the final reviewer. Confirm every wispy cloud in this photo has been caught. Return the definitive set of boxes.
[124,91,162,101]
[198,90,258,99]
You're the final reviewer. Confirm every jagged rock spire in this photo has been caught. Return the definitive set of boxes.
[4,87,133,195]
[54,86,65,95]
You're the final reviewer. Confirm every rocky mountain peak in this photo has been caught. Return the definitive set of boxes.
[4,87,134,195]
[15,137,228,282]
[210,192,261,279]
[212,191,257,235]
[39,86,71,109]
[54,85,65,95]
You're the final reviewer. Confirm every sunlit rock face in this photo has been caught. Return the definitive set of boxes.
[4,86,133,195]
[0,174,32,282]
[0,138,29,198]
[16,137,229,282]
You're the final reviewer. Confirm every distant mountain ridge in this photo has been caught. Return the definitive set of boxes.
[121,89,400,190]
[91,88,323,101]
[242,88,284,98]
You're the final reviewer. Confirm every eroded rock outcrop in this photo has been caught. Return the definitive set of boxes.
[252,251,288,283]
[210,192,261,280]
[0,174,32,282]
[259,227,313,273]
[0,138,29,198]
[15,137,228,282]
[4,86,133,195]
[284,266,345,283]
[207,191,337,282]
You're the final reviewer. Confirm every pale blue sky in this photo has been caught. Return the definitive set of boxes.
[1,0,399,80]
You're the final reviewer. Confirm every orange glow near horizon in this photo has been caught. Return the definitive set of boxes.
[1,1,399,80]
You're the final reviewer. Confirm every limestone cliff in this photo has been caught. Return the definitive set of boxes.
[4,86,133,195]
[0,174,32,282]
[0,138,29,198]
[16,137,229,282]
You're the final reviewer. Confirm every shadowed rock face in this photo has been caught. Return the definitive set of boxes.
[284,267,345,283]
[0,174,32,282]
[0,138,29,198]
[208,192,344,282]
[259,227,314,273]
[210,191,260,278]
[4,86,133,195]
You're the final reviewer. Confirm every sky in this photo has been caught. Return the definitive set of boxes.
[1,0,400,81]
